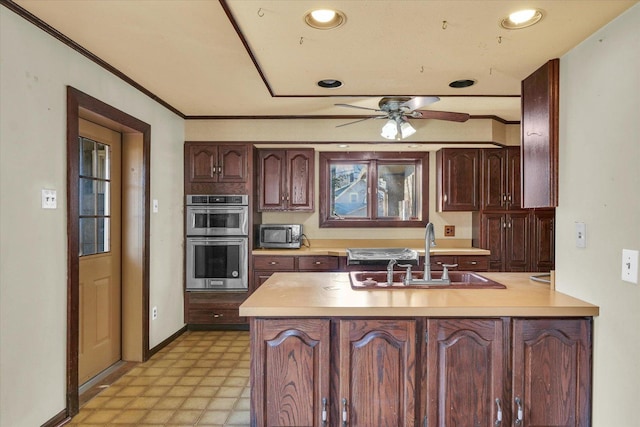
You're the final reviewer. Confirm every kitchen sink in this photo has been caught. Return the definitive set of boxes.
[349,271,506,289]
[346,248,419,266]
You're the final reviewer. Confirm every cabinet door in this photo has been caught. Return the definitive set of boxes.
[512,318,592,427]
[531,209,555,272]
[437,149,480,211]
[424,319,505,427]
[251,318,331,427]
[218,144,247,183]
[521,59,559,208]
[506,147,522,209]
[286,149,314,211]
[482,149,507,210]
[188,144,217,182]
[506,212,530,271]
[258,150,286,210]
[482,213,506,271]
[337,319,417,427]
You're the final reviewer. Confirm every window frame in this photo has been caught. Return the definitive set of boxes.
[319,151,429,228]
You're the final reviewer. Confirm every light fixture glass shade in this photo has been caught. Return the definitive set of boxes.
[380,119,398,140]
[400,121,416,138]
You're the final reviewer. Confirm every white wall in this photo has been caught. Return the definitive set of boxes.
[0,8,185,427]
[556,4,640,425]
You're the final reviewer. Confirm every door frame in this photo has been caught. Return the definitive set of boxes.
[66,86,151,416]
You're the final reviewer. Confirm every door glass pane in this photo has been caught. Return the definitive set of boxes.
[330,163,368,218]
[377,164,416,218]
[79,137,111,256]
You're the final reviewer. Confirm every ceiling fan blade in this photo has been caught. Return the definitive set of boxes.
[413,109,470,122]
[336,116,384,128]
[335,103,382,112]
[400,96,440,111]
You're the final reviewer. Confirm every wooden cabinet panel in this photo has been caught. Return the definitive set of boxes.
[184,142,250,194]
[258,149,314,211]
[477,212,530,271]
[251,318,331,427]
[184,292,247,325]
[481,147,521,210]
[512,318,591,427]
[521,59,559,208]
[425,318,505,427]
[430,255,489,272]
[436,148,480,211]
[253,256,296,271]
[429,255,456,271]
[298,256,339,271]
[531,209,556,272]
[337,319,416,427]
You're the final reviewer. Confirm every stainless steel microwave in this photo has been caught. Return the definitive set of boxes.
[258,224,303,249]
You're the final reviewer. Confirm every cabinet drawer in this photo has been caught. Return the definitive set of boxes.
[253,256,295,271]
[457,256,489,271]
[187,308,246,324]
[430,256,456,270]
[298,256,339,271]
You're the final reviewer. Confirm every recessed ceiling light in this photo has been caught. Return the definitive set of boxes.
[449,79,476,88]
[304,9,346,30]
[317,79,343,89]
[500,9,543,29]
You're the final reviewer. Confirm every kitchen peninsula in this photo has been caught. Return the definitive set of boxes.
[240,272,598,427]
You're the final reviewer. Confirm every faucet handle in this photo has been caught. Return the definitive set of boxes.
[441,263,458,281]
[397,264,413,284]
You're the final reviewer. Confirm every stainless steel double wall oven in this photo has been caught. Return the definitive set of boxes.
[185,195,249,291]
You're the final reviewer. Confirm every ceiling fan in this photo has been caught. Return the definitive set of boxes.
[335,96,470,140]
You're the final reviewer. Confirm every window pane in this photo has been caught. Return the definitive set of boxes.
[80,138,94,177]
[79,217,110,256]
[377,164,416,218]
[330,163,368,218]
[79,138,110,179]
[79,178,110,216]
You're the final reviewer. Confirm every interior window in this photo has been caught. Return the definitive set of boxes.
[319,152,428,227]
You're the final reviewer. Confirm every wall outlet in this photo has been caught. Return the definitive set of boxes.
[41,189,57,209]
[152,306,158,320]
[575,222,586,248]
[621,249,638,284]
[444,225,455,237]
[152,199,159,213]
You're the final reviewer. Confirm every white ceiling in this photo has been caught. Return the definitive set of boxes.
[10,0,638,122]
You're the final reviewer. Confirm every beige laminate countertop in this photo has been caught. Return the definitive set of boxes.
[239,272,599,318]
[252,246,490,257]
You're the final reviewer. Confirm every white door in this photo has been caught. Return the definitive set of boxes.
[78,119,122,385]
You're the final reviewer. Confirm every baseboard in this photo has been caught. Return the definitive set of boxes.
[187,323,250,331]
[41,409,70,427]
[148,325,187,358]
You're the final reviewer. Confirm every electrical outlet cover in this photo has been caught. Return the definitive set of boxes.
[621,249,638,284]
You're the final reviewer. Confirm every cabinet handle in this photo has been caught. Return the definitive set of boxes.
[470,261,478,265]
[508,220,512,229]
[211,313,223,318]
[269,261,277,265]
[515,396,523,425]
[494,398,502,426]
[321,397,328,426]
[342,397,348,426]
[502,194,507,205]
[314,261,322,265]
[217,166,222,174]
[508,194,512,203]
[443,193,448,203]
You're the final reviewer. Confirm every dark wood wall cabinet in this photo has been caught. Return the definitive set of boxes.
[251,316,592,427]
[257,148,314,211]
[521,58,560,208]
[436,148,480,211]
[481,146,522,210]
[184,142,251,194]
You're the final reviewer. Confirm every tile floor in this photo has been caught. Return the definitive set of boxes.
[68,330,251,426]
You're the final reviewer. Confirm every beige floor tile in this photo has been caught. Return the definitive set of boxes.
[103,396,135,409]
[127,396,160,409]
[168,409,203,424]
[196,410,230,424]
[139,408,175,424]
[143,385,171,397]
[215,387,243,398]
[225,410,250,424]
[110,408,147,424]
[82,408,121,423]
[153,396,186,410]
[180,397,211,410]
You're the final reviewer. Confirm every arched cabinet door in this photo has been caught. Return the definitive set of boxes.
[337,319,417,427]
[251,318,330,427]
[512,318,592,427]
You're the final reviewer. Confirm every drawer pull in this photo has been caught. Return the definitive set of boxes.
[314,261,322,265]
[515,396,523,425]
[211,313,223,318]
[470,261,478,265]
[269,261,277,265]
[495,398,502,426]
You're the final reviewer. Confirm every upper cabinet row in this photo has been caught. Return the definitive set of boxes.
[184,143,314,212]
[436,147,522,212]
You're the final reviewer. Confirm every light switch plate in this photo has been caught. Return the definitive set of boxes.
[41,189,57,209]
[575,222,586,248]
[153,199,159,213]
[621,249,638,284]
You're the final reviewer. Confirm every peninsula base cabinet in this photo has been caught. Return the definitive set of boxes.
[250,317,591,427]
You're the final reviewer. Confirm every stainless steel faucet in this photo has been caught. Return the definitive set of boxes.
[423,222,436,281]
[387,258,397,284]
